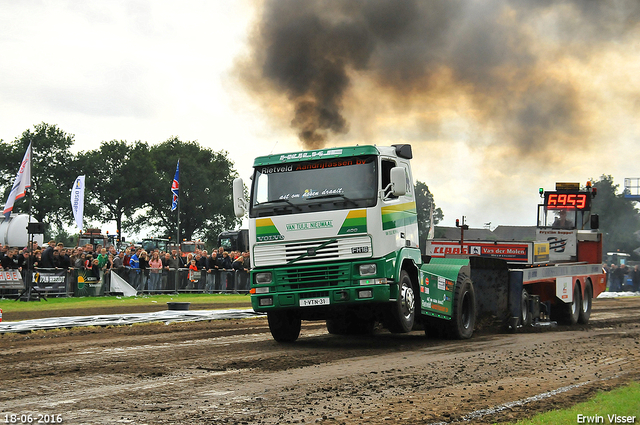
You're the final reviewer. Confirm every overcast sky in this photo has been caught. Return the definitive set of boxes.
[2,0,639,234]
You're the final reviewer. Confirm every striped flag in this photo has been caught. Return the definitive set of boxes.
[171,160,179,211]
[3,142,32,219]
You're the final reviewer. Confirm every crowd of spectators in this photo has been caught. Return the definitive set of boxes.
[603,262,640,292]
[0,240,251,294]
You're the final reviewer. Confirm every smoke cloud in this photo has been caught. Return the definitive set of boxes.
[239,0,640,151]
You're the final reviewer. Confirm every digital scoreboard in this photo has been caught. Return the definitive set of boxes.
[544,191,591,210]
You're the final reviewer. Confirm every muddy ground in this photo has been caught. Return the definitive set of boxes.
[0,298,639,425]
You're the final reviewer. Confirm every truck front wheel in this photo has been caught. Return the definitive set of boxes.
[384,270,415,333]
[267,310,301,343]
[446,275,476,339]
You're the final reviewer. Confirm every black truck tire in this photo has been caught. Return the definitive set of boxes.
[446,274,476,339]
[267,310,301,343]
[383,270,416,333]
[578,281,593,324]
[520,288,532,327]
[555,283,581,325]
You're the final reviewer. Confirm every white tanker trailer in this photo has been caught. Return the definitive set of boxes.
[0,214,44,248]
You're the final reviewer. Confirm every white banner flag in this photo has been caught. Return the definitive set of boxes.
[3,142,32,219]
[110,271,137,297]
[71,175,85,231]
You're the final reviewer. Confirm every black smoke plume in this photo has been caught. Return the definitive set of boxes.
[239,0,640,150]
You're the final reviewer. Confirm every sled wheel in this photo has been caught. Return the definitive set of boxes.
[578,280,593,324]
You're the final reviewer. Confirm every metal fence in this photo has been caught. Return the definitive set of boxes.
[0,267,251,299]
[111,267,251,295]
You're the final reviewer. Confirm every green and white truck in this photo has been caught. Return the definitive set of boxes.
[232,145,605,342]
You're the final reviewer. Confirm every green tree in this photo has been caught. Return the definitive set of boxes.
[415,180,444,248]
[0,123,80,237]
[591,175,640,256]
[76,140,154,241]
[142,138,241,243]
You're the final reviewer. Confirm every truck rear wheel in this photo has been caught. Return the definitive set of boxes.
[267,310,301,343]
[520,289,532,327]
[555,283,581,325]
[578,281,593,324]
[383,270,415,333]
[446,275,476,339]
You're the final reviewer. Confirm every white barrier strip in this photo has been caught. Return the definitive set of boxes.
[0,308,264,333]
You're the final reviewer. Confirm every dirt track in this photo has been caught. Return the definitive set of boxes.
[1,298,639,425]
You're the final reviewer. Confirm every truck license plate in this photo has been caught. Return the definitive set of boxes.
[299,297,330,307]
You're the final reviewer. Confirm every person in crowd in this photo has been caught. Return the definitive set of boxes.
[74,253,86,269]
[242,251,251,272]
[97,248,109,269]
[219,251,233,292]
[188,259,199,286]
[632,265,640,293]
[35,248,42,268]
[90,258,101,279]
[221,251,232,270]
[129,248,141,291]
[1,248,22,271]
[611,263,624,292]
[168,250,180,291]
[619,263,629,291]
[195,253,207,289]
[52,249,63,268]
[232,253,244,271]
[59,248,72,270]
[40,241,55,268]
[123,248,132,267]
[139,250,150,293]
[161,252,172,291]
[206,251,218,293]
[18,248,30,268]
[148,251,163,293]
[113,251,124,277]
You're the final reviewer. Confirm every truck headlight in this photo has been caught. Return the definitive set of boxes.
[255,272,272,284]
[359,263,377,276]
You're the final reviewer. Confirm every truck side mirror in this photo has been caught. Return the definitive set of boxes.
[233,178,247,218]
[590,214,599,230]
[390,167,407,197]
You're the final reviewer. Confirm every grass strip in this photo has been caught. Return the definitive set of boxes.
[505,381,640,425]
[0,293,251,314]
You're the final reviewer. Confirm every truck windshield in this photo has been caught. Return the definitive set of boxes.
[250,156,377,217]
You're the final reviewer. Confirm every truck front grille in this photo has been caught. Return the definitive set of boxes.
[253,235,372,267]
[279,264,350,291]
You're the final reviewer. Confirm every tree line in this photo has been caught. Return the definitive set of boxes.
[0,123,240,246]
[3,123,635,258]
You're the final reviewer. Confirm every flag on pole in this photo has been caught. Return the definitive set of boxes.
[171,160,179,211]
[71,175,85,231]
[428,201,435,240]
[3,142,32,219]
